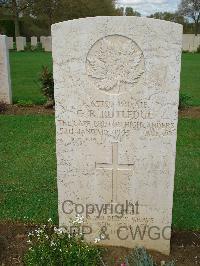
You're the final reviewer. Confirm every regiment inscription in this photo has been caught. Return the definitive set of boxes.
[52,17,183,255]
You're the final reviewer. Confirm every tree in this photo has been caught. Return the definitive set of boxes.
[115,6,124,16]
[178,0,200,35]
[26,0,116,33]
[125,7,141,17]
[1,0,117,36]
[0,0,29,36]
[149,12,185,24]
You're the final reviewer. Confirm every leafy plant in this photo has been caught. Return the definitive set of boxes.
[126,247,156,266]
[179,92,192,109]
[126,247,175,266]
[39,66,54,103]
[24,218,102,266]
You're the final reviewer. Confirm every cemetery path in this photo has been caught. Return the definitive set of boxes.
[0,222,199,266]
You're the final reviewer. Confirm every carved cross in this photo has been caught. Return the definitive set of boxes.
[96,142,134,202]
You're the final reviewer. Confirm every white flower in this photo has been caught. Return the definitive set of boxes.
[27,240,32,244]
[50,241,56,247]
[54,227,64,234]
[28,232,34,237]
[73,215,84,224]
[48,218,52,223]
[35,228,43,237]
[94,237,101,243]
[59,227,67,234]
[100,234,105,240]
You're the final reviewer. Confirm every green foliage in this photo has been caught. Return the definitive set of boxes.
[39,66,54,102]
[125,7,141,16]
[178,0,200,35]
[179,92,192,109]
[126,247,156,266]
[0,20,15,36]
[126,247,175,266]
[197,45,200,53]
[148,12,185,24]
[24,219,102,266]
[19,0,116,35]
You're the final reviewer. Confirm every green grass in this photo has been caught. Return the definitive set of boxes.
[0,115,57,223]
[180,53,200,106]
[9,51,200,106]
[10,51,52,105]
[173,118,200,230]
[0,115,199,230]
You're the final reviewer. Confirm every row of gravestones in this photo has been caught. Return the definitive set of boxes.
[0,35,51,104]
[182,34,200,52]
[6,34,200,52]
[7,36,52,52]
[1,16,183,255]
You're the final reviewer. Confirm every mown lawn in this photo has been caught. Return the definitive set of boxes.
[181,53,200,106]
[0,115,57,223]
[0,115,199,230]
[9,51,200,106]
[10,51,52,105]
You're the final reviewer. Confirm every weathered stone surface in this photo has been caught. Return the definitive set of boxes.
[44,36,52,52]
[52,16,182,255]
[0,35,12,104]
[31,36,37,46]
[7,37,13,50]
[16,36,26,51]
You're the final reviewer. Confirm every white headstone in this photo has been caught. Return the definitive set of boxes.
[44,36,52,52]
[31,36,38,46]
[0,35,12,104]
[182,34,200,52]
[7,37,14,49]
[16,36,26,51]
[40,36,46,48]
[52,17,182,255]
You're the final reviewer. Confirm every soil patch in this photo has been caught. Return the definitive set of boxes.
[0,222,199,265]
[179,107,200,119]
[0,104,54,115]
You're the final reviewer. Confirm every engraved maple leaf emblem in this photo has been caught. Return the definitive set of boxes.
[86,35,144,95]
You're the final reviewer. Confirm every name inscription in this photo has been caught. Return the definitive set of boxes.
[58,99,176,142]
